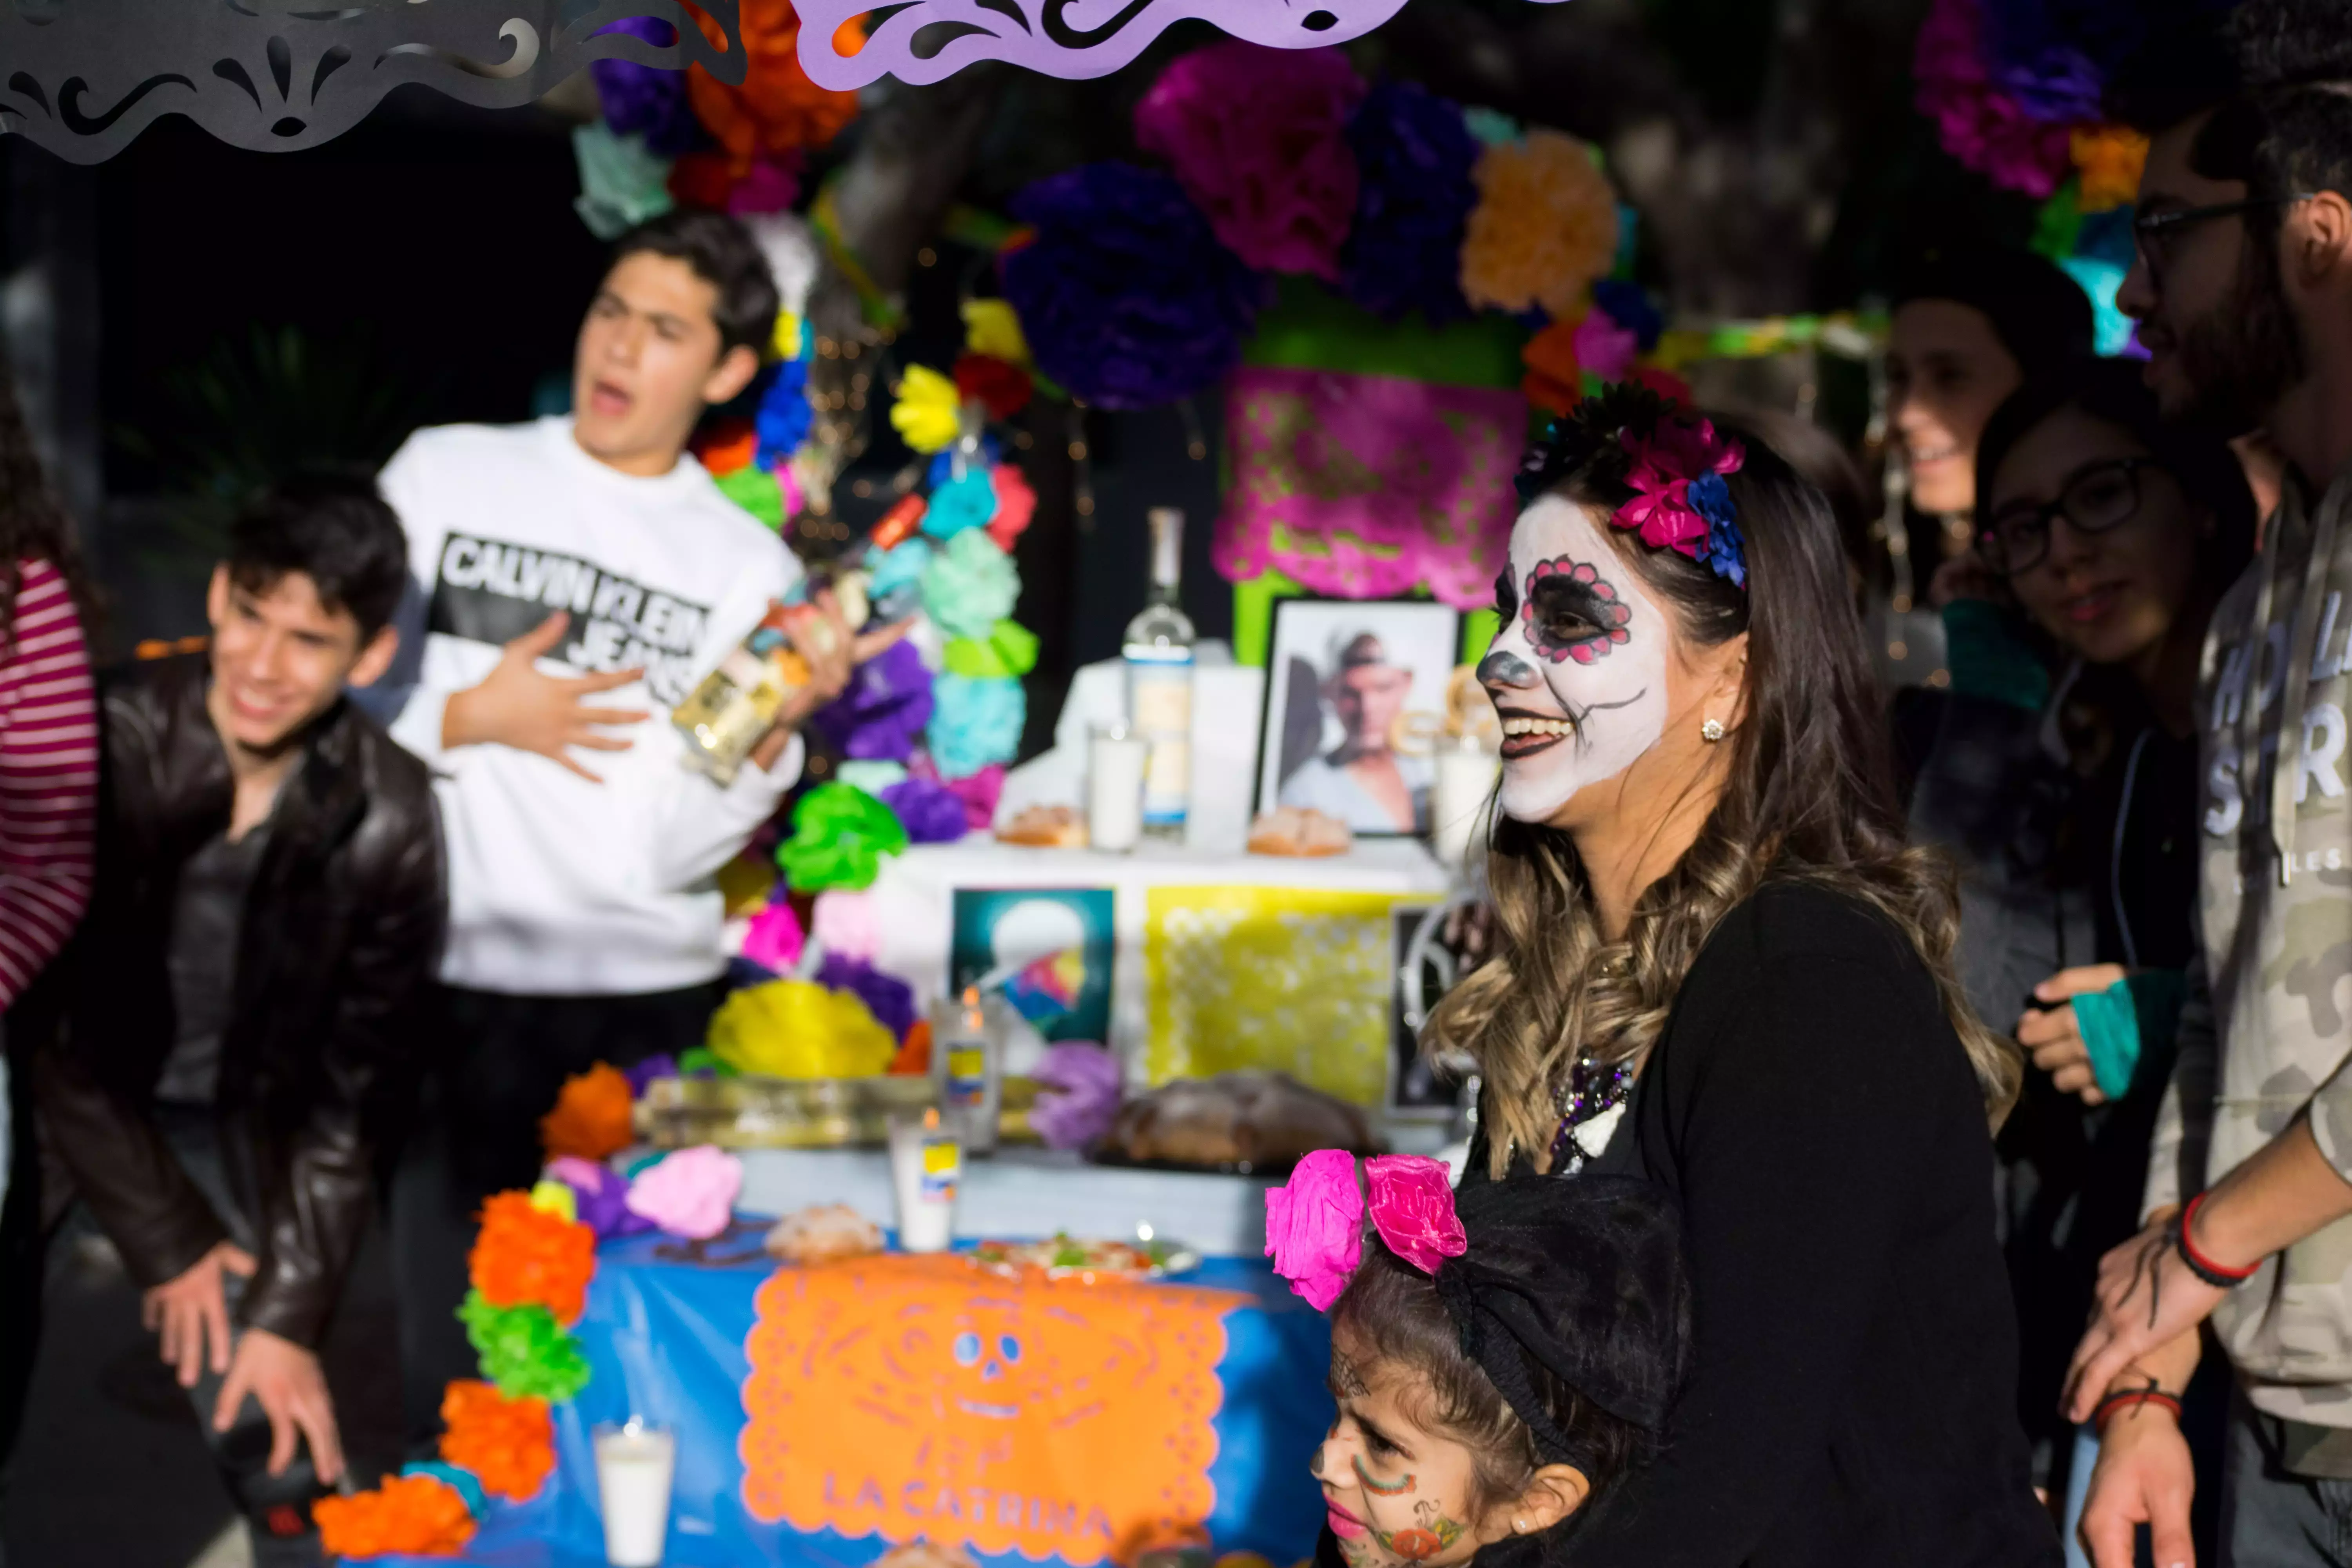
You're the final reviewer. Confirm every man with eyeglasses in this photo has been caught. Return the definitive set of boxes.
[2069,6,2352,1565]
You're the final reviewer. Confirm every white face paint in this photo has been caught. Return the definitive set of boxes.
[1478,497,1671,822]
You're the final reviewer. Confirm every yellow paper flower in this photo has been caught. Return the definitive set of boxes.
[961,298,1032,368]
[890,362,962,455]
[708,978,898,1079]
[528,1180,578,1225]
[1460,131,1620,318]
[770,309,804,362]
[2072,127,2149,214]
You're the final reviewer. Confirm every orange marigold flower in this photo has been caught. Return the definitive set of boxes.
[686,0,860,174]
[314,1474,476,1559]
[470,1191,597,1325]
[1461,131,1620,318]
[2072,127,2149,214]
[1520,317,1584,416]
[540,1062,634,1161]
[441,1379,557,1503]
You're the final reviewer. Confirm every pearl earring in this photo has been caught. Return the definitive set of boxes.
[1512,1520,1527,1534]
[1700,717,1726,742]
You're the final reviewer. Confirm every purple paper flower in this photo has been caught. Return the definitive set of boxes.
[1339,80,1479,323]
[1031,1042,1123,1151]
[813,639,935,762]
[624,1055,678,1097]
[1980,0,2145,123]
[590,16,706,158]
[548,1155,655,1240]
[878,775,969,844]
[1000,163,1269,411]
[815,954,918,1039]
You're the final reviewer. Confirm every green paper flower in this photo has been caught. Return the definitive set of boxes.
[460,1290,592,1403]
[942,619,1041,680]
[715,464,786,532]
[775,782,909,892]
[571,124,674,242]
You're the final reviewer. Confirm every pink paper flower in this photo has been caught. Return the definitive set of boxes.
[739,901,805,974]
[624,1145,743,1241]
[1912,0,2073,198]
[1365,1155,1466,1276]
[1573,308,1640,386]
[987,465,1038,551]
[811,890,880,963]
[1265,1148,1364,1310]
[1617,419,1746,559]
[1133,42,1367,279]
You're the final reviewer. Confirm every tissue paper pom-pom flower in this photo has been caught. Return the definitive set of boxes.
[963,298,1033,368]
[1134,42,1366,279]
[891,363,964,455]
[936,761,1005,830]
[814,639,935,763]
[1575,307,1641,385]
[1340,79,1481,322]
[1979,0,2141,124]
[539,1063,634,1162]
[890,1018,933,1075]
[1914,0,2073,198]
[624,1144,744,1240]
[878,774,971,844]
[470,1192,597,1324]
[441,1381,555,1503]
[727,154,802,215]
[315,1474,477,1560]
[777,782,910,891]
[837,759,909,797]
[2072,126,2149,212]
[1520,318,1582,416]
[1365,1154,1468,1276]
[550,1155,655,1241]
[866,537,933,604]
[1031,1042,1123,1150]
[739,899,806,973]
[1591,279,1663,351]
[1460,131,1619,317]
[942,619,1041,681]
[1264,1148,1363,1311]
[685,0,858,169]
[922,471,1000,540]
[572,124,675,242]
[954,353,1033,421]
[708,978,900,1078]
[694,417,758,477]
[528,1180,578,1225]
[460,1292,592,1403]
[987,466,1037,550]
[1001,163,1269,411]
[626,1055,679,1096]
[811,889,880,962]
[591,16,705,156]
[756,358,813,466]
[927,675,1026,779]
[816,953,920,1038]
[920,529,1020,641]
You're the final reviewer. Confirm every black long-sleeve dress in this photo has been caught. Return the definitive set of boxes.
[1464,884,2059,1566]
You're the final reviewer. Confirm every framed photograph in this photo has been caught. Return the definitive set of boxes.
[1256,597,1463,837]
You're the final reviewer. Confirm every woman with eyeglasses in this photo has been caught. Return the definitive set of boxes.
[1907,356,2255,1544]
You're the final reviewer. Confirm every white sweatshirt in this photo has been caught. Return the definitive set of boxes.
[372,417,802,995]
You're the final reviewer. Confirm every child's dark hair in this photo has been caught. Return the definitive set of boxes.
[227,472,409,641]
[609,208,781,359]
[1330,1175,1692,1524]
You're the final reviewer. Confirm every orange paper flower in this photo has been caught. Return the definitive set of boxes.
[1519,317,1584,415]
[470,1191,597,1325]
[540,1063,634,1161]
[441,1379,556,1503]
[1461,131,1620,318]
[2072,126,2149,214]
[314,1474,477,1559]
[888,1017,932,1076]
[687,0,859,174]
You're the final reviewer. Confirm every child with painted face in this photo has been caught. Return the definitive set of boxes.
[1265,1154,1690,1568]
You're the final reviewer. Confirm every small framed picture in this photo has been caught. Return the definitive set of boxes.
[1256,597,1463,837]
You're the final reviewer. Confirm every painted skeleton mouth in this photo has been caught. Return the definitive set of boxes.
[1496,707,1572,760]
[956,1398,1020,1419]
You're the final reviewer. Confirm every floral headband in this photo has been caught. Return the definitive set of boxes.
[1514,382,1749,590]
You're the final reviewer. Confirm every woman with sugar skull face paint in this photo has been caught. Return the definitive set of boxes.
[1419,387,2056,1565]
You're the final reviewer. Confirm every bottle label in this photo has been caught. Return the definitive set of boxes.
[919,1136,961,1200]
[1130,663,1192,827]
[945,1044,987,1108]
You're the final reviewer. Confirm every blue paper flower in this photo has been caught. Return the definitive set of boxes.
[865,537,933,603]
[1338,81,1479,323]
[589,16,708,158]
[927,674,1025,778]
[755,359,813,467]
[1688,474,1746,589]
[1000,163,1268,411]
[1978,0,2154,124]
[926,436,1001,490]
[922,471,1000,539]
[1591,279,1664,352]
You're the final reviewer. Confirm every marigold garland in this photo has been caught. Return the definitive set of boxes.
[539,1062,635,1162]
[440,1380,557,1503]
[314,1474,477,1559]
[469,1191,597,1325]
[1459,131,1619,317]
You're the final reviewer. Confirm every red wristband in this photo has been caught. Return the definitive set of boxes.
[2092,1390,2183,1437]
[2180,1191,2261,1284]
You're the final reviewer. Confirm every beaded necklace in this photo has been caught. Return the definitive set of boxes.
[1546,1051,1635,1175]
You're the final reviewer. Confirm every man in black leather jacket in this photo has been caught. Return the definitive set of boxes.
[15,475,441,1564]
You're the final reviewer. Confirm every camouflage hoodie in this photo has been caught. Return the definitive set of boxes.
[2146,469,2352,1424]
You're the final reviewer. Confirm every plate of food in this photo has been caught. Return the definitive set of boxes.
[970,1232,1201,1281]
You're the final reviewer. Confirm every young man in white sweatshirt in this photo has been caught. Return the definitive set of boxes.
[372,209,878,1449]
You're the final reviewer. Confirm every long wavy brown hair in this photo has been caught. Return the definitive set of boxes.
[1431,418,2020,1177]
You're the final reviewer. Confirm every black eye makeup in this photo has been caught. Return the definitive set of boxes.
[1494,570,1518,622]
[1522,555,1634,665]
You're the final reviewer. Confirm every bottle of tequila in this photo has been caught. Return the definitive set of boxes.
[672,601,828,786]
[1123,507,1195,843]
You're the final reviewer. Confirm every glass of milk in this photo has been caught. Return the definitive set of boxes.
[593,1418,677,1567]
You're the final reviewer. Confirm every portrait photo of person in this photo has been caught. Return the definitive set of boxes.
[1257,598,1460,836]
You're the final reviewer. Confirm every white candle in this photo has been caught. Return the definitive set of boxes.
[593,1420,677,1568]
[1087,722,1148,852]
[1430,743,1499,872]
[887,1107,962,1252]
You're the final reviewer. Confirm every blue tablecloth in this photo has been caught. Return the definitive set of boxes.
[394,1234,1334,1567]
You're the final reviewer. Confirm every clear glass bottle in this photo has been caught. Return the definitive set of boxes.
[932,985,1002,1156]
[672,601,822,786]
[1123,507,1196,843]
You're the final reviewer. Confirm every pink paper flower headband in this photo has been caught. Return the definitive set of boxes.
[1264,1150,1466,1312]
[1514,383,1749,590]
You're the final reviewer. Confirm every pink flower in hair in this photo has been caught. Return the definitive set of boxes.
[1366,1155,1466,1276]
[1615,418,1746,561]
[1265,1149,1363,1311]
